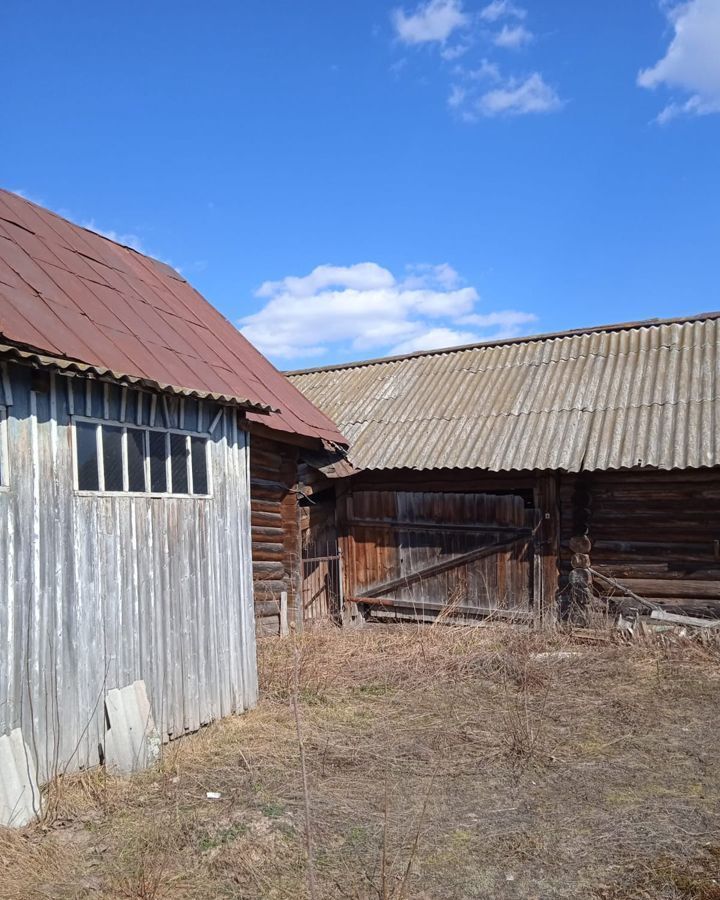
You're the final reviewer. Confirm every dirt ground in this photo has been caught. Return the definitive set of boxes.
[2,623,720,899]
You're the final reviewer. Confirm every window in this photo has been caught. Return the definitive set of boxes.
[0,405,9,488]
[74,419,210,496]
[76,422,100,490]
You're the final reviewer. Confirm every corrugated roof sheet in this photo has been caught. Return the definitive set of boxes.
[0,188,344,443]
[288,314,720,473]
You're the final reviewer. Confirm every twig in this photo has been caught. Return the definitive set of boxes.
[396,766,438,900]
[587,567,661,612]
[381,776,389,900]
[290,624,318,900]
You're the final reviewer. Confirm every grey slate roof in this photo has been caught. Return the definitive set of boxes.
[287,313,720,474]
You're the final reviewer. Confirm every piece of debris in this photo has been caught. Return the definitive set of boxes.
[104,681,161,775]
[531,650,582,662]
[206,792,222,800]
[0,729,41,828]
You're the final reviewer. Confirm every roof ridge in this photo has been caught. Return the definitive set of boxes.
[0,187,183,276]
[286,310,720,376]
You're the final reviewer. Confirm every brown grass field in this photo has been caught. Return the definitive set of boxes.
[2,622,720,899]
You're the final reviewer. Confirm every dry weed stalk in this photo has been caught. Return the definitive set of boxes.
[290,623,319,900]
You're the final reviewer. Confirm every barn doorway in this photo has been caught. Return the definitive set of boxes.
[341,490,535,623]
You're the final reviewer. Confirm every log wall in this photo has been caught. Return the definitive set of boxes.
[560,468,720,616]
[249,434,301,634]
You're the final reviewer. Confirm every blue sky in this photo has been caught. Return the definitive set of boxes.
[2,0,719,369]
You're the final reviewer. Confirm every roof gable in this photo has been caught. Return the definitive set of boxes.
[0,188,344,445]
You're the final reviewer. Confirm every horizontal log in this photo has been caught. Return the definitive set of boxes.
[350,517,530,536]
[251,499,282,515]
[591,540,716,561]
[252,511,283,527]
[254,599,281,616]
[251,476,289,491]
[251,484,286,502]
[253,564,286,581]
[253,588,290,604]
[650,609,720,628]
[254,585,287,597]
[249,447,283,468]
[600,578,720,600]
[251,526,284,540]
[589,564,720,580]
[354,595,531,621]
[252,541,285,555]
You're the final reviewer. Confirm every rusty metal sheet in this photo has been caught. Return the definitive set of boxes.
[0,189,345,442]
[289,313,720,474]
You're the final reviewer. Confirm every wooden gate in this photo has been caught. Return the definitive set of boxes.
[302,553,343,622]
[342,491,535,622]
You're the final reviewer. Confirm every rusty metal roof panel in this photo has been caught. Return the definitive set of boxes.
[288,314,720,473]
[0,188,344,443]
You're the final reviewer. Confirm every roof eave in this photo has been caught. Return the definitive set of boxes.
[0,341,277,415]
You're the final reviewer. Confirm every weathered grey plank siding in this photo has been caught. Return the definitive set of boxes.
[0,362,257,784]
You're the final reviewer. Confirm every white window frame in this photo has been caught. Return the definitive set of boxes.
[71,415,212,499]
[0,405,9,490]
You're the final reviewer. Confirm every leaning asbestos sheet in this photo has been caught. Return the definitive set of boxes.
[0,729,41,827]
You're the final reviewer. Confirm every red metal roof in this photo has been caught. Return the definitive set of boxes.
[0,188,345,444]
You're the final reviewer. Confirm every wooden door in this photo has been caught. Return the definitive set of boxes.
[341,491,535,622]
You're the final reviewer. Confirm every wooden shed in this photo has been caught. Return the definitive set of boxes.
[289,313,720,624]
[0,188,340,817]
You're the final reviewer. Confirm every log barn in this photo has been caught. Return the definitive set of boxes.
[289,313,720,624]
[0,188,340,823]
[244,407,347,635]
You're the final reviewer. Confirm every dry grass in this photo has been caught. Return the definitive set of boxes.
[2,623,720,899]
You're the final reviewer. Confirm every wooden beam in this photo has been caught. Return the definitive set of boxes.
[355,595,532,621]
[533,473,560,626]
[348,517,532,536]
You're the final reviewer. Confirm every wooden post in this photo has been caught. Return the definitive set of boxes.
[533,473,560,627]
[279,591,289,637]
[336,483,362,627]
[567,477,593,625]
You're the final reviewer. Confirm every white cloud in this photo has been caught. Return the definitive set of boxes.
[638,0,720,122]
[391,1,560,121]
[479,1,526,22]
[440,41,472,61]
[83,219,179,271]
[389,327,480,354]
[472,72,563,117]
[448,84,468,107]
[11,188,45,206]
[493,23,533,48]
[392,0,468,45]
[82,220,145,253]
[240,262,537,361]
[465,59,502,81]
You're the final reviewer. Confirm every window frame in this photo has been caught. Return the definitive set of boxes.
[0,405,9,491]
[71,415,212,499]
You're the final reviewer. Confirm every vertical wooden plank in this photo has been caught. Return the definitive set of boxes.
[533,473,560,626]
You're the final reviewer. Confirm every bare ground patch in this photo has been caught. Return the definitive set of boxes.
[1,624,720,899]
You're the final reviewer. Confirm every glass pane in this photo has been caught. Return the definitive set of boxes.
[102,425,124,491]
[149,430,167,492]
[76,422,99,490]
[127,428,146,492]
[170,433,189,494]
[190,437,208,495]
